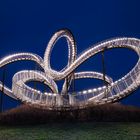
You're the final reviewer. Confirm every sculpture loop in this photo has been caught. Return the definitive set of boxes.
[0,29,140,109]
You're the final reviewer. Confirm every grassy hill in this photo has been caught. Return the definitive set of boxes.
[0,122,140,140]
[0,103,140,125]
[0,104,140,140]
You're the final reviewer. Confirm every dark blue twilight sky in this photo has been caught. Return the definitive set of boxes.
[0,0,140,110]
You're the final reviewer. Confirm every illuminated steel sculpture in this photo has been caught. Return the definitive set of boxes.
[0,29,140,109]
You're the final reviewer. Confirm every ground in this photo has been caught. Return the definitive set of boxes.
[0,122,140,140]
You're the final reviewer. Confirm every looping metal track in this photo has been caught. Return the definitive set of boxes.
[0,29,140,109]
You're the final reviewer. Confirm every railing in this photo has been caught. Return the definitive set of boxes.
[10,61,140,108]
[4,49,139,108]
[72,61,140,106]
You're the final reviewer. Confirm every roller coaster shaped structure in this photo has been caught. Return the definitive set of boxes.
[0,29,140,109]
